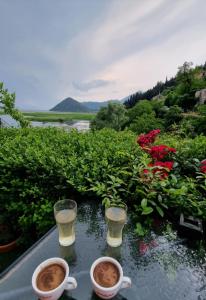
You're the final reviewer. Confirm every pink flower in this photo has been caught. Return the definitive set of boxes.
[139,241,149,255]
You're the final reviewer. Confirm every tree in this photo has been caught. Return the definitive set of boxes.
[91,103,128,131]
[127,100,153,123]
[164,105,183,128]
[124,77,176,108]
[197,104,206,116]
[151,99,165,117]
[175,62,198,111]
[165,91,178,107]
[0,82,30,128]
[128,113,163,134]
[176,61,193,91]
[177,92,197,111]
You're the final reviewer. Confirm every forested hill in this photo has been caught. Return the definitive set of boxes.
[125,61,206,109]
[91,61,206,136]
[50,97,90,112]
[125,77,176,108]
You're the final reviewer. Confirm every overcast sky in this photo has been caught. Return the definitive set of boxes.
[0,0,206,110]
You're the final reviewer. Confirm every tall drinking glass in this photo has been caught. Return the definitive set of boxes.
[54,199,77,246]
[105,205,127,247]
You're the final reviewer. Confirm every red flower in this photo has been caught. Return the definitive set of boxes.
[201,166,206,173]
[200,160,206,173]
[149,145,176,160]
[153,161,174,170]
[143,169,149,174]
[154,161,174,179]
[137,129,161,148]
[139,240,158,255]
[139,241,149,255]
[144,161,174,180]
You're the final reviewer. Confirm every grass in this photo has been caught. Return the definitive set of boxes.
[0,110,95,123]
[22,111,96,122]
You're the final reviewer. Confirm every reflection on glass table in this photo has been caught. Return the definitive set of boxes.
[0,202,206,300]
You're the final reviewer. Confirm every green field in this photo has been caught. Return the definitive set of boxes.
[0,110,95,122]
[22,111,96,122]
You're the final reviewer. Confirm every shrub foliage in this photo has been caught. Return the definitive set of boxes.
[0,127,206,240]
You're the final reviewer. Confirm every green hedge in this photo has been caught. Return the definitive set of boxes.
[158,134,206,161]
[0,127,206,240]
[0,128,140,237]
[158,134,206,176]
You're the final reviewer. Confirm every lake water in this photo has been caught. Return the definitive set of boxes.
[31,120,90,131]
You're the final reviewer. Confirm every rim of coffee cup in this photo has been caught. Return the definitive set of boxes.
[90,256,123,291]
[32,257,69,295]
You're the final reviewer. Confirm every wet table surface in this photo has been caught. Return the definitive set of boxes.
[0,202,206,300]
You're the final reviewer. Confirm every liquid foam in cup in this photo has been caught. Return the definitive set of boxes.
[32,257,77,300]
[90,256,131,299]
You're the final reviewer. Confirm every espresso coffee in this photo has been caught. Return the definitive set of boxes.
[93,261,120,288]
[36,263,65,291]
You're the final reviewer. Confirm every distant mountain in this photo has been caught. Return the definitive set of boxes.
[50,97,129,113]
[120,95,130,103]
[83,99,119,111]
[50,97,90,112]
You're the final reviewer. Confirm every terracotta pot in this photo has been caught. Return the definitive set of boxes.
[0,224,19,253]
[0,239,18,253]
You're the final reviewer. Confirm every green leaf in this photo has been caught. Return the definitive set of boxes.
[142,206,153,215]
[148,200,156,206]
[158,194,162,202]
[141,198,147,209]
[135,223,145,237]
[156,206,164,217]
[136,188,146,197]
[171,174,177,183]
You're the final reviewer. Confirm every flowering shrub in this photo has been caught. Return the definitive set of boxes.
[138,129,176,180]
[0,127,205,243]
[131,130,177,227]
[134,129,206,238]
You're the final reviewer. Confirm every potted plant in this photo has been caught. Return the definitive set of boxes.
[0,213,21,253]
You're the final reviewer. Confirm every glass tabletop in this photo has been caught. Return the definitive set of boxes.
[0,201,206,300]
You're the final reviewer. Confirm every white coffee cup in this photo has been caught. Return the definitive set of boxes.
[90,256,131,299]
[32,257,77,300]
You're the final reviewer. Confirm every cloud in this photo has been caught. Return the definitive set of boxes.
[0,0,206,108]
[56,0,206,102]
[72,79,115,91]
